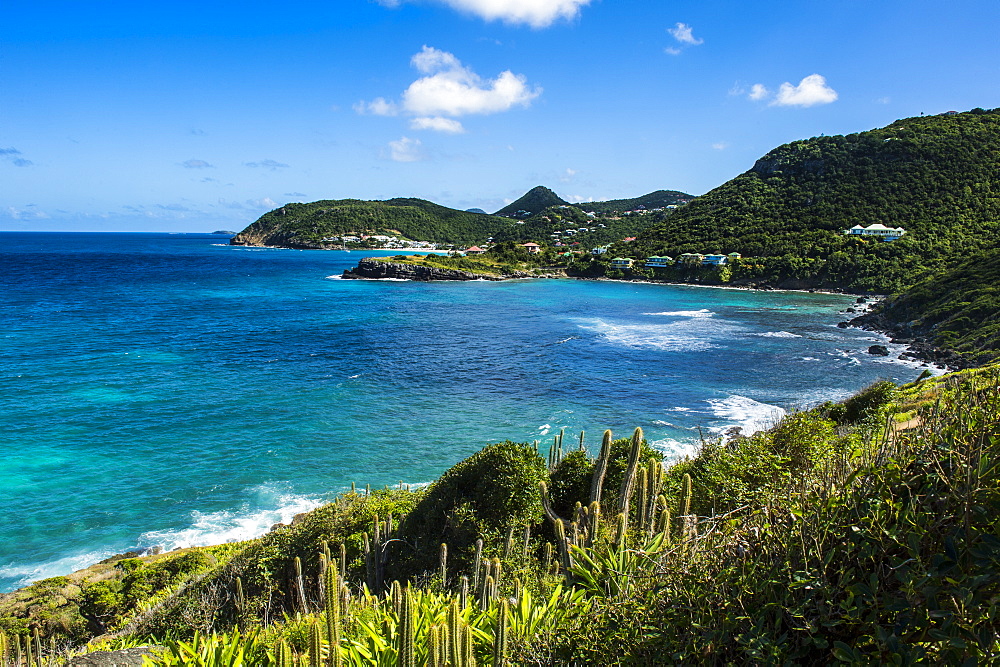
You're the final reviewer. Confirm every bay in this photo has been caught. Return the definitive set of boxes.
[0,232,927,592]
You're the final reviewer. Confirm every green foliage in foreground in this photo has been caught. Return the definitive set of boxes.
[5,367,1000,664]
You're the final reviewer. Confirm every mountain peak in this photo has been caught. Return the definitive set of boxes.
[494,186,570,218]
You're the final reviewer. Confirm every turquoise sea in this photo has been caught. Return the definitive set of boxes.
[0,232,930,592]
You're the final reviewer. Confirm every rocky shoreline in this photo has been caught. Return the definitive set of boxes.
[848,308,972,370]
[342,258,544,281]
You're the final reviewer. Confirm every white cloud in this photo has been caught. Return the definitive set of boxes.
[559,168,577,182]
[246,197,279,209]
[182,159,213,169]
[388,137,424,162]
[664,47,682,56]
[353,97,399,116]
[772,74,838,107]
[712,142,729,150]
[244,159,290,169]
[748,83,770,101]
[355,46,540,127]
[410,116,466,133]
[402,46,541,117]
[381,0,591,28]
[668,22,703,45]
[875,96,891,105]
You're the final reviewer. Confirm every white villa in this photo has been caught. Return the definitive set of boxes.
[843,224,906,241]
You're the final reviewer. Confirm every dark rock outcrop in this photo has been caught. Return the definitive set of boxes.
[342,258,540,282]
[868,345,890,356]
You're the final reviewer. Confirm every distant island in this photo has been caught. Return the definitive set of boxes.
[210,230,237,235]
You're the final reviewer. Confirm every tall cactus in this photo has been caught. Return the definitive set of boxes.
[589,430,613,504]
[398,587,416,667]
[679,472,694,537]
[448,600,462,665]
[554,518,572,574]
[539,481,563,524]
[294,556,308,613]
[616,427,644,519]
[309,620,322,667]
[324,555,343,667]
[0,629,7,667]
[493,599,509,667]
[473,538,484,588]
[459,576,470,611]
[439,543,448,587]
[578,430,586,451]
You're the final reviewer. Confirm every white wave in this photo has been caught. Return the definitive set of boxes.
[643,309,714,318]
[538,424,551,436]
[574,317,729,352]
[667,406,692,412]
[649,438,699,461]
[799,356,820,362]
[324,275,344,280]
[0,549,119,590]
[138,487,323,552]
[705,395,785,436]
[752,331,802,338]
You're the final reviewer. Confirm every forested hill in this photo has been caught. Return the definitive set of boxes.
[853,244,1000,366]
[493,186,569,217]
[230,198,510,247]
[632,108,1000,292]
[581,189,693,214]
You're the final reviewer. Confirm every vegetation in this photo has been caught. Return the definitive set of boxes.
[230,199,513,248]
[627,108,1000,292]
[854,245,1000,365]
[576,190,691,216]
[3,366,1000,664]
[493,186,569,218]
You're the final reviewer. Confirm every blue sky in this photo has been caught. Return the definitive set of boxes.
[3,0,999,231]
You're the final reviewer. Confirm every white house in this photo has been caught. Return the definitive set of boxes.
[702,254,728,266]
[842,224,906,241]
[520,242,542,254]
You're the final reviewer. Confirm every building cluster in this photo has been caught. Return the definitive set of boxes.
[609,252,742,270]
[321,234,438,250]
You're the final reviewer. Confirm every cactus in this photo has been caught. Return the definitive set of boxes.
[589,430,613,504]
[491,557,502,587]
[0,629,7,667]
[614,513,628,551]
[363,533,374,591]
[493,599,509,667]
[587,501,601,548]
[578,429,586,451]
[554,518,571,574]
[544,542,553,573]
[616,427,644,520]
[637,465,649,531]
[294,556,308,613]
[539,481,563,524]
[502,526,515,560]
[324,556,343,667]
[522,525,531,558]
[309,619,322,667]
[439,542,448,586]
[460,575,470,610]
[391,580,403,616]
[428,624,442,667]
[398,587,416,667]
[275,639,292,667]
[473,538,484,588]
[339,543,347,583]
[679,472,694,537]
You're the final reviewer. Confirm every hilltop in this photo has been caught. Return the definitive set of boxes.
[576,189,692,215]
[230,198,511,248]
[493,186,568,218]
[629,108,1000,293]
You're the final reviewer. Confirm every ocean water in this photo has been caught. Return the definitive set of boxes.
[0,232,929,592]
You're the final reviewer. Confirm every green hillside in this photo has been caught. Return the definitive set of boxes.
[854,248,1000,365]
[230,198,511,247]
[579,189,693,214]
[630,108,1000,292]
[493,186,569,217]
